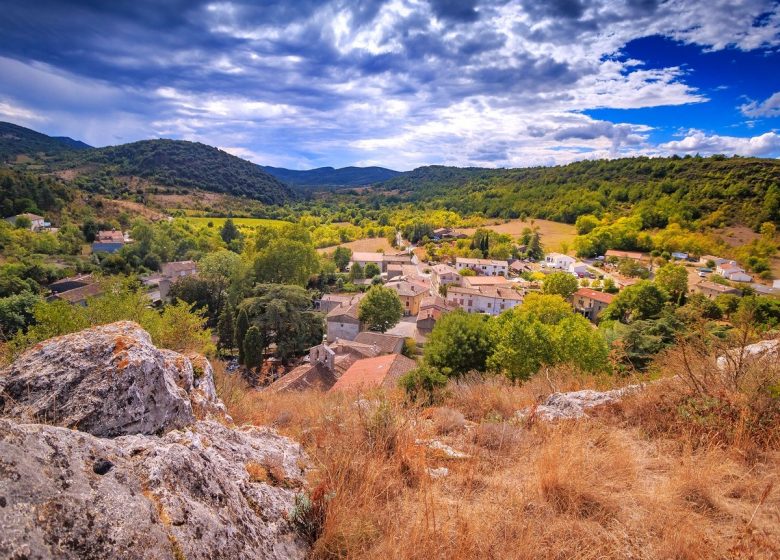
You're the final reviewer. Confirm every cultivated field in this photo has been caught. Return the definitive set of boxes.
[183,216,288,229]
[455,218,577,252]
[317,236,394,255]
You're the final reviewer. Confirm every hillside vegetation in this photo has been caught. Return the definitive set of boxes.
[378,157,780,228]
[57,139,296,205]
[263,165,400,189]
[0,121,90,162]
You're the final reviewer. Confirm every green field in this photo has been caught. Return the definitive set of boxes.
[182,216,289,229]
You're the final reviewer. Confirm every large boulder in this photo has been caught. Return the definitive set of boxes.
[0,322,309,560]
[0,322,227,437]
[518,385,641,421]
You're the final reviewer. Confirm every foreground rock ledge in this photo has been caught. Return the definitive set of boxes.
[0,322,308,560]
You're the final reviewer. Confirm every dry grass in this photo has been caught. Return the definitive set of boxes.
[214,350,780,559]
[454,218,577,253]
[317,237,395,255]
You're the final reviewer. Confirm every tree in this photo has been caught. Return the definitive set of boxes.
[618,259,650,279]
[254,238,319,286]
[220,218,241,246]
[488,294,609,381]
[364,262,381,278]
[235,308,250,364]
[349,262,365,281]
[237,284,324,362]
[13,215,31,230]
[243,325,264,370]
[524,231,544,261]
[333,247,352,272]
[217,301,235,352]
[602,280,668,323]
[399,365,449,405]
[0,291,41,338]
[358,285,403,332]
[654,263,688,305]
[424,310,492,376]
[575,214,600,235]
[542,271,579,299]
[459,268,476,277]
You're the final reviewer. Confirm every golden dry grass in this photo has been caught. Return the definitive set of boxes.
[454,218,578,253]
[215,356,780,560]
[317,237,395,255]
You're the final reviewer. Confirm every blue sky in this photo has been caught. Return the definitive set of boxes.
[0,0,779,170]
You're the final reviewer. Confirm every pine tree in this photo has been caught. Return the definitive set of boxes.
[235,308,249,364]
[243,325,264,370]
[217,301,235,353]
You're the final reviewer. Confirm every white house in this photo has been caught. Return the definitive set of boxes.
[430,263,460,295]
[716,262,752,283]
[544,252,576,270]
[4,213,47,231]
[773,279,780,291]
[568,262,589,277]
[455,257,508,277]
[445,285,523,316]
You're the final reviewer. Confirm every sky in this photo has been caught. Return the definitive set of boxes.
[0,0,779,171]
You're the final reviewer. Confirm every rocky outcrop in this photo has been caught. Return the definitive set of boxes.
[518,385,640,421]
[0,322,308,560]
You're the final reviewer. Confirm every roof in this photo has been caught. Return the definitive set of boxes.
[546,252,574,260]
[327,300,361,321]
[386,279,428,297]
[462,276,511,287]
[456,257,508,267]
[351,251,385,262]
[52,282,103,303]
[267,362,338,393]
[605,250,645,260]
[6,213,44,221]
[696,280,741,294]
[448,285,523,301]
[49,274,94,291]
[95,230,125,243]
[161,260,198,275]
[718,262,743,271]
[431,264,458,276]
[354,332,405,354]
[382,253,413,263]
[573,288,615,305]
[419,295,456,312]
[329,353,417,392]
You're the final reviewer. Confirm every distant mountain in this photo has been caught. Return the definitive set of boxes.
[262,165,400,188]
[0,121,90,161]
[63,139,297,205]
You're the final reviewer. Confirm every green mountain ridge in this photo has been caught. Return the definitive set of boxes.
[0,121,90,161]
[261,165,400,188]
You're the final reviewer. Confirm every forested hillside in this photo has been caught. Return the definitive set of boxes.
[58,139,296,205]
[262,165,400,189]
[379,157,780,228]
[0,121,90,162]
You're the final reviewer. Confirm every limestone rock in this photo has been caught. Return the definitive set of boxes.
[0,322,230,437]
[518,385,640,421]
[0,419,308,560]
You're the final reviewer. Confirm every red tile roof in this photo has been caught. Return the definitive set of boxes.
[573,288,615,305]
[329,353,417,392]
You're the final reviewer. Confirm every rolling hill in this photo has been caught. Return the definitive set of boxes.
[376,157,780,228]
[0,121,91,161]
[262,165,400,189]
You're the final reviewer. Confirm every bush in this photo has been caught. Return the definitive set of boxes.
[399,365,449,405]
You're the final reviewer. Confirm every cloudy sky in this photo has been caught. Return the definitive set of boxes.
[1,0,779,170]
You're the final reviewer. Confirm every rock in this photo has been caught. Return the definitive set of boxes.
[0,419,308,560]
[518,385,640,421]
[0,322,309,560]
[416,438,471,459]
[427,467,450,479]
[0,322,228,437]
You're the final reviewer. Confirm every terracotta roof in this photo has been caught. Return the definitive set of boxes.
[351,252,385,262]
[354,332,405,354]
[52,282,103,303]
[95,230,125,243]
[386,279,428,297]
[329,353,417,392]
[718,262,743,271]
[696,280,741,294]
[327,300,361,321]
[573,288,615,304]
[431,264,458,275]
[267,362,338,392]
[456,257,508,267]
[605,250,644,260]
[462,276,511,287]
[161,260,198,276]
[419,295,455,312]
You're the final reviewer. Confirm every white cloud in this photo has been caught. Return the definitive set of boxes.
[740,91,780,118]
[661,130,780,156]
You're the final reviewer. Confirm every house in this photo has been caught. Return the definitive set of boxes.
[48,274,94,294]
[671,252,689,261]
[570,288,614,324]
[49,282,104,306]
[387,263,423,281]
[604,250,645,262]
[700,255,729,267]
[568,262,589,277]
[416,295,457,333]
[445,285,524,316]
[326,296,364,341]
[161,260,198,279]
[4,213,47,231]
[317,293,362,314]
[92,230,126,254]
[693,280,742,299]
[350,251,412,273]
[329,353,417,393]
[386,278,428,315]
[455,257,508,277]
[544,253,575,270]
[773,280,780,291]
[432,227,467,240]
[430,263,460,295]
[716,262,752,283]
[509,260,533,276]
[354,332,405,354]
